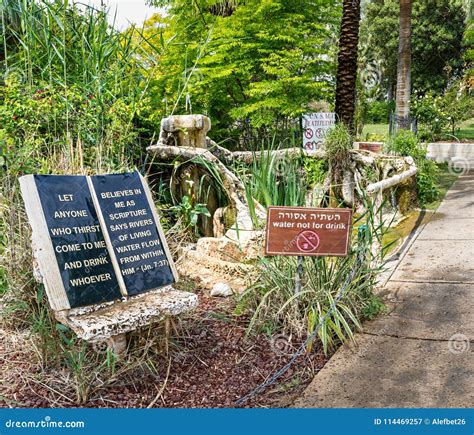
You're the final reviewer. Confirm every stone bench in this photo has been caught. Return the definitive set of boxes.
[32,245,198,354]
[31,245,197,353]
[54,286,198,353]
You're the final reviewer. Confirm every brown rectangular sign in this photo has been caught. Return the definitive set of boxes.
[265,206,352,257]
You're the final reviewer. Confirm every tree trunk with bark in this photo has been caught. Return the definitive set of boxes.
[335,0,361,135]
[395,0,412,130]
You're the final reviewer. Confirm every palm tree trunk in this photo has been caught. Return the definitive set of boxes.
[335,0,361,135]
[395,0,412,130]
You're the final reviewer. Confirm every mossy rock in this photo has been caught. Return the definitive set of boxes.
[396,175,418,213]
[223,205,236,230]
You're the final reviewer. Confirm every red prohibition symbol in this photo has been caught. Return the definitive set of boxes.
[296,230,320,253]
[304,128,314,139]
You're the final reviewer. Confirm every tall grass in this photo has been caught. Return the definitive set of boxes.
[239,199,388,355]
[0,0,153,302]
[1,0,157,170]
[232,138,307,225]
[0,1,170,405]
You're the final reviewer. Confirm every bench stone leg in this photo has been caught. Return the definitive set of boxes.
[107,333,127,357]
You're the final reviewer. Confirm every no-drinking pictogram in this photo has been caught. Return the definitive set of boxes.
[296,230,320,253]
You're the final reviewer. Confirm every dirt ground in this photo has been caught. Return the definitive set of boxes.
[0,289,328,408]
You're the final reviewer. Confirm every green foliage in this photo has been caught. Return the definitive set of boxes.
[387,130,424,159]
[0,199,7,296]
[304,158,328,187]
[170,195,211,234]
[324,123,353,161]
[191,156,230,208]
[387,131,439,206]
[415,161,441,206]
[359,123,389,142]
[411,82,473,141]
[324,123,352,196]
[365,101,394,124]
[0,83,139,173]
[360,0,467,96]
[365,132,386,142]
[142,0,341,143]
[243,254,365,355]
[56,324,92,404]
[0,0,151,177]
[236,141,307,213]
[410,93,448,141]
[361,295,386,320]
[436,84,474,139]
[464,16,474,79]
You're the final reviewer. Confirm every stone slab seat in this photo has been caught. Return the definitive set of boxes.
[55,286,198,342]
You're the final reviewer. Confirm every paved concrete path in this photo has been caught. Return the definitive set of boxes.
[294,172,473,408]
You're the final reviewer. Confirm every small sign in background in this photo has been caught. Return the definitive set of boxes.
[302,112,335,150]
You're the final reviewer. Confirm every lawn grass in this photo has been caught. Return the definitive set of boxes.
[360,118,474,142]
[360,124,389,141]
[449,119,474,141]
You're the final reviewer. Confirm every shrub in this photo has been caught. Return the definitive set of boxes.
[386,130,439,206]
[365,133,386,142]
[410,93,448,141]
[170,195,211,236]
[365,100,394,124]
[236,139,307,213]
[0,0,151,175]
[411,85,474,141]
[323,123,353,202]
[304,157,329,187]
[324,123,353,162]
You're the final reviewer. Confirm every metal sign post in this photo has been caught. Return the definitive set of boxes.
[294,256,303,294]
